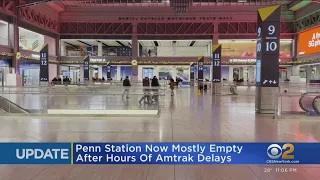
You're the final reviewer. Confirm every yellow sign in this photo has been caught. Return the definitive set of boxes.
[131,60,137,66]
[16,52,21,60]
[258,5,280,22]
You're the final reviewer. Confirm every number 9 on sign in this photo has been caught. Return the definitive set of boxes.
[257,27,261,37]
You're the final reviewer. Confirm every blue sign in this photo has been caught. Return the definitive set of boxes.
[0,142,320,164]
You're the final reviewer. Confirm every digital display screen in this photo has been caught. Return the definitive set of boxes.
[256,60,261,83]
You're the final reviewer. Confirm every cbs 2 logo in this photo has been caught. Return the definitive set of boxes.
[267,143,294,159]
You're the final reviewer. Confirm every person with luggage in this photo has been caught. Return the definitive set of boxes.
[151,76,160,102]
[139,77,151,104]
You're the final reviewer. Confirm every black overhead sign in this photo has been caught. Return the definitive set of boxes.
[212,44,222,83]
[190,63,195,81]
[256,5,280,87]
[197,56,204,81]
[84,56,90,81]
[39,44,49,82]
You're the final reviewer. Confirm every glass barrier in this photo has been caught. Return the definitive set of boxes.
[0,86,166,116]
[274,92,320,119]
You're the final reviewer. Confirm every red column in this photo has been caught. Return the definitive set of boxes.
[131,23,139,81]
[11,17,20,74]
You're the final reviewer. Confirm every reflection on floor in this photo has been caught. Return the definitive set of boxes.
[0,88,319,180]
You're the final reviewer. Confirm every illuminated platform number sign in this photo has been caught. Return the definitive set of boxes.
[40,45,49,82]
[257,25,279,54]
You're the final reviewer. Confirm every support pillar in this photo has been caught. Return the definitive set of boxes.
[98,65,103,79]
[255,5,281,114]
[61,41,66,56]
[117,66,121,80]
[290,65,300,83]
[306,66,313,83]
[228,66,233,82]
[239,67,244,79]
[79,65,84,83]
[90,67,95,80]
[248,66,255,83]
[131,27,138,81]
[8,17,20,74]
[98,41,103,56]
[56,37,61,76]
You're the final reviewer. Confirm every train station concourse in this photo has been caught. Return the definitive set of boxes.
[0,0,320,179]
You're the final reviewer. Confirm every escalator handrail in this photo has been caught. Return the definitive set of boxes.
[298,92,320,113]
[312,95,320,115]
[0,96,29,114]
[230,85,237,95]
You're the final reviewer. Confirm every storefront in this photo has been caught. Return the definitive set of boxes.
[0,59,12,86]
[19,50,58,86]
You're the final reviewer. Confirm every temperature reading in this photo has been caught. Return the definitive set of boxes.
[268,25,275,35]
[266,41,277,52]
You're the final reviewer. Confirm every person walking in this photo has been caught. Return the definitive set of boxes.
[139,77,151,104]
[151,76,160,102]
[169,78,175,96]
[122,76,131,98]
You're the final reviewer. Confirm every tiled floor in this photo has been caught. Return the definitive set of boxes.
[0,87,320,180]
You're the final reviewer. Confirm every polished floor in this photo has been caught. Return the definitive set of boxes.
[0,87,320,180]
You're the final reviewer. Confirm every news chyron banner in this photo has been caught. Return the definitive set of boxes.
[1,142,320,164]
[83,56,90,81]
[298,26,320,56]
[256,5,280,87]
[212,44,221,83]
[197,56,204,82]
[39,44,49,82]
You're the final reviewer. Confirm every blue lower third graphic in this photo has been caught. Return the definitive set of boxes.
[0,142,320,164]
[0,143,71,164]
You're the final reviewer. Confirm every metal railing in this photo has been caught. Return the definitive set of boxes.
[274,92,320,119]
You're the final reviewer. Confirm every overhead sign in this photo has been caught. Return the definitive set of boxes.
[84,56,90,81]
[256,5,280,87]
[197,56,204,81]
[298,26,320,56]
[90,58,106,63]
[39,44,49,82]
[229,59,282,63]
[212,44,221,83]
[118,16,232,21]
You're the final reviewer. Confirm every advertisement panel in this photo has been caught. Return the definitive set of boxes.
[298,26,320,56]
[219,40,292,57]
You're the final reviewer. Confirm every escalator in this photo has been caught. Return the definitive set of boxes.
[313,95,320,115]
[0,96,29,114]
[176,72,189,81]
[299,92,320,115]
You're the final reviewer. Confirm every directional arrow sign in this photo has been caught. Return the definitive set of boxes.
[269,80,273,84]
[273,80,277,84]
[263,80,268,84]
